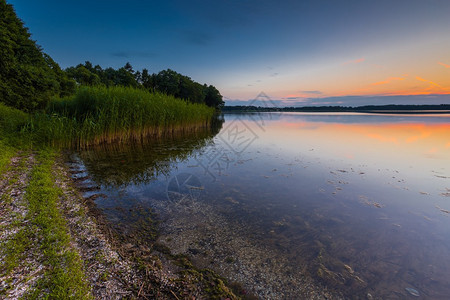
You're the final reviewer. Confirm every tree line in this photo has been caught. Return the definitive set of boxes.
[0,0,75,111]
[65,62,224,109]
[0,0,223,112]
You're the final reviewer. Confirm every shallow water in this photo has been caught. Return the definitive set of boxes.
[73,112,450,299]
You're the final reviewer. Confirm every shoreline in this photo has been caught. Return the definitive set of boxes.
[0,149,239,299]
[65,151,342,299]
[1,148,343,299]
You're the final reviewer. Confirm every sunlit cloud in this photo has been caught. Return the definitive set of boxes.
[371,77,406,86]
[342,57,365,65]
[438,62,450,68]
[416,76,443,88]
[414,77,450,95]
[446,142,450,148]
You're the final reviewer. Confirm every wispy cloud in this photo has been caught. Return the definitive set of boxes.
[283,94,305,99]
[284,96,303,100]
[270,72,279,77]
[371,77,406,86]
[342,57,365,65]
[416,76,443,88]
[414,76,450,94]
[438,61,450,68]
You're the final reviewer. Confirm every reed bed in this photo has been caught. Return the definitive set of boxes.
[28,86,215,148]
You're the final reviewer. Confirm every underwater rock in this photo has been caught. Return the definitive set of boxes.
[405,287,420,297]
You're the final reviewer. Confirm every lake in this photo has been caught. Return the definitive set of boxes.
[70,112,450,299]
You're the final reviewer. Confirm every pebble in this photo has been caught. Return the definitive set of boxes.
[405,287,420,297]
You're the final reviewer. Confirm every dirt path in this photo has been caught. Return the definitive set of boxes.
[0,152,40,298]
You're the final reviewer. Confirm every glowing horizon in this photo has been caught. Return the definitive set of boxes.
[9,0,450,106]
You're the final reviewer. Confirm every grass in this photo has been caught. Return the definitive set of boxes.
[0,140,17,175]
[0,102,29,172]
[0,153,30,281]
[28,86,215,148]
[24,149,91,299]
[1,149,90,298]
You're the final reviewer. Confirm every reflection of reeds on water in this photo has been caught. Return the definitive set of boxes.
[77,117,223,187]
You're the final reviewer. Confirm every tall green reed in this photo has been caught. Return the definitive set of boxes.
[29,86,215,148]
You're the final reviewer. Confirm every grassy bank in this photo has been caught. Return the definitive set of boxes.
[0,149,91,299]
[25,149,91,299]
[28,86,215,148]
[0,87,238,298]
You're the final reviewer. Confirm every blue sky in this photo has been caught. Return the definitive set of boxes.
[9,0,450,106]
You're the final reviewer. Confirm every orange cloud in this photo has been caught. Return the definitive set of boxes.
[446,142,450,148]
[343,57,365,65]
[438,62,450,68]
[416,76,443,88]
[371,77,405,86]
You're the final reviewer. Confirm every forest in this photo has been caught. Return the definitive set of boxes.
[0,0,223,114]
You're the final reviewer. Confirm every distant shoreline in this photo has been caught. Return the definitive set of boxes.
[222,104,450,114]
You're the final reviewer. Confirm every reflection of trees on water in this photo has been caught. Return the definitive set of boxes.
[78,116,223,187]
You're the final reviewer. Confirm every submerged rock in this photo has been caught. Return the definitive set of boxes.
[405,287,420,297]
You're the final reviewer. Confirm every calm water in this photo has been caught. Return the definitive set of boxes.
[72,113,450,299]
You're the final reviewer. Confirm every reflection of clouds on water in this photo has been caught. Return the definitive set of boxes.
[72,113,450,299]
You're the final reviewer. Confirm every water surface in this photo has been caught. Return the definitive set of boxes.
[73,113,450,299]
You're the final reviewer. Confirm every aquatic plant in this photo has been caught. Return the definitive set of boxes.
[28,86,215,148]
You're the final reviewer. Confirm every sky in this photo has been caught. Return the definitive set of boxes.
[9,0,450,106]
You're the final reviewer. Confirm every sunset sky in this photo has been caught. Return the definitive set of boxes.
[9,0,450,106]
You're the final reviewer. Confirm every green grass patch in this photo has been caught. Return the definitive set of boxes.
[24,149,91,299]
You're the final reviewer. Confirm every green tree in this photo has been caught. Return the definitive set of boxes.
[0,0,69,111]
[204,84,224,109]
[65,65,100,86]
[141,68,153,90]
